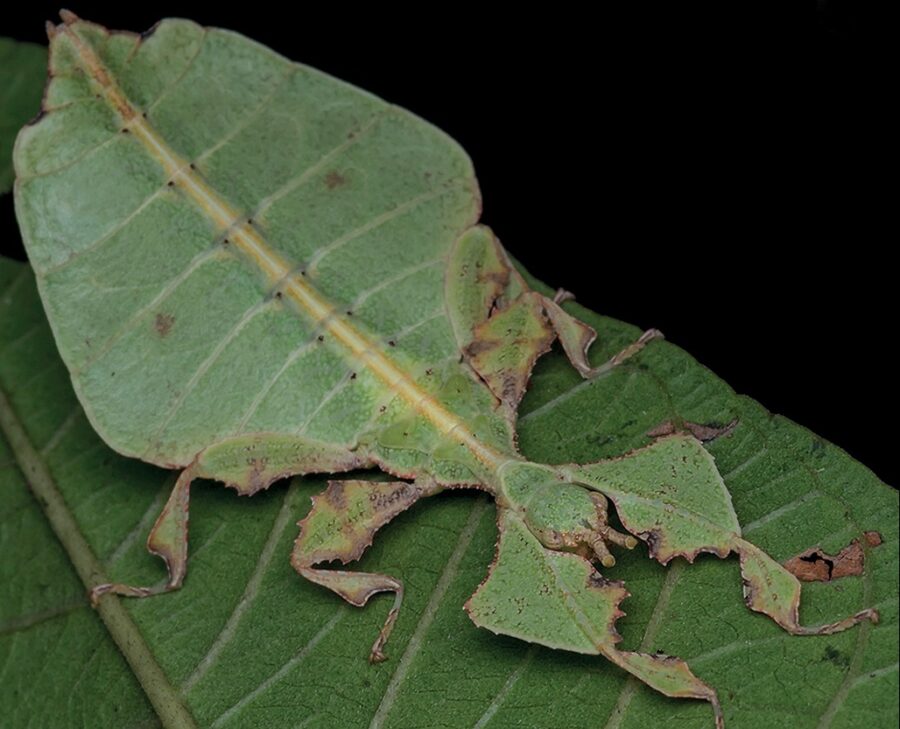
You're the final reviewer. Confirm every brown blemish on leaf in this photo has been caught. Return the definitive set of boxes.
[785,552,832,582]
[784,534,882,582]
[647,419,738,443]
[823,645,851,669]
[154,313,175,337]
[864,530,883,547]
[324,171,346,189]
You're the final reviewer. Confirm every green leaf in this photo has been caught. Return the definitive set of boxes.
[2,254,897,727]
[0,37,46,194]
[4,13,898,729]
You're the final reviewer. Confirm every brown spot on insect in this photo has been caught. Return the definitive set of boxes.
[588,572,616,589]
[325,481,346,509]
[641,530,663,559]
[464,339,495,357]
[324,171,346,189]
[476,270,509,287]
[246,458,269,492]
[154,313,175,337]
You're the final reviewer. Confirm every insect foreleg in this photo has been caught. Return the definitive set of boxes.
[543,296,664,379]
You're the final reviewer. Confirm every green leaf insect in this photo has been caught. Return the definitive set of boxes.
[11,13,879,728]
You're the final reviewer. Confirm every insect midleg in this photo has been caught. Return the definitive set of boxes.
[291,478,442,662]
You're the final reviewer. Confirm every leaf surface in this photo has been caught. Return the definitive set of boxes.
[0,37,46,193]
[1,256,897,728]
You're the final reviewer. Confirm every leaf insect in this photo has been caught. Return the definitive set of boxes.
[13,13,879,727]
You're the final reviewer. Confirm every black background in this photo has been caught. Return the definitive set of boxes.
[3,3,893,484]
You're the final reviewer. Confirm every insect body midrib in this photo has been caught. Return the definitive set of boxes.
[59,21,507,470]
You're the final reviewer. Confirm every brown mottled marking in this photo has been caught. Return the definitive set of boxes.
[642,530,663,559]
[464,338,496,357]
[864,530,883,547]
[325,481,346,509]
[647,419,738,443]
[587,572,623,590]
[784,534,882,582]
[247,457,268,493]
[154,313,175,336]
[477,270,509,287]
[324,171,346,189]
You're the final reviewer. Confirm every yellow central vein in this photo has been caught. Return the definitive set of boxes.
[61,21,504,469]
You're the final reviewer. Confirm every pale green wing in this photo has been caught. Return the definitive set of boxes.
[14,17,509,475]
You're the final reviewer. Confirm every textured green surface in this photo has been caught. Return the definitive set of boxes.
[1,257,897,728]
[14,18,493,471]
[4,14,899,729]
[0,37,46,193]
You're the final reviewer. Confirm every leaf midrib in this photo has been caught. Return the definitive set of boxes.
[0,384,198,729]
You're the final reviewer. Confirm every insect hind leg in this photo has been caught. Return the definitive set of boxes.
[292,478,441,662]
[91,465,193,604]
[90,433,369,606]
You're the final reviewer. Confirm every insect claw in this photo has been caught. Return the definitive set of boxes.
[89,581,153,606]
[368,601,401,663]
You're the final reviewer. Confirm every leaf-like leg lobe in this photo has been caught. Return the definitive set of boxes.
[195,433,371,495]
[738,541,878,635]
[603,650,724,729]
[91,465,192,604]
[467,509,722,724]
[566,435,879,638]
[292,478,441,662]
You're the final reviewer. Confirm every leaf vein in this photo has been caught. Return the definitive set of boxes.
[368,498,488,729]
[181,481,298,694]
